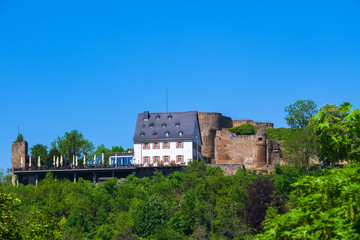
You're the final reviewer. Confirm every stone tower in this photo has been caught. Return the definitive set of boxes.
[11,140,28,184]
[198,112,232,163]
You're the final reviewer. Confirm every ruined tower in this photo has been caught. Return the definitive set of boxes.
[198,112,232,163]
[11,140,28,184]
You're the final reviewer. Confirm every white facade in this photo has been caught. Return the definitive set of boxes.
[133,111,202,165]
[134,138,202,165]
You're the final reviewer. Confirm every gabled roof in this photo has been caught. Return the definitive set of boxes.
[133,111,198,142]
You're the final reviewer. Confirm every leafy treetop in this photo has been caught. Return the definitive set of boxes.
[13,134,24,143]
[285,100,317,129]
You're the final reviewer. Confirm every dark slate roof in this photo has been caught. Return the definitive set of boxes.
[133,111,198,142]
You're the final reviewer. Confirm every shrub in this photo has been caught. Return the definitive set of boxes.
[227,124,256,135]
[264,128,291,142]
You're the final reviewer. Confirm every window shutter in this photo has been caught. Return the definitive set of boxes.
[181,142,184,148]
[176,155,178,163]
[143,156,145,164]
[182,155,184,162]
[143,143,145,149]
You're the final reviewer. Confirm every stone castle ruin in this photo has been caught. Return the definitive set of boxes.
[198,112,281,170]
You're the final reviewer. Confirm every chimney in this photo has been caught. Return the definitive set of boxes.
[144,111,150,121]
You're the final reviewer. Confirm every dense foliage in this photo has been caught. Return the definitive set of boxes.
[257,164,360,239]
[227,124,256,135]
[264,128,291,142]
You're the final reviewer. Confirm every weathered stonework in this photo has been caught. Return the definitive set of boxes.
[199,112,282,171]
[11,141,28,184]
[232,120,274,131]
[198,112,232,163]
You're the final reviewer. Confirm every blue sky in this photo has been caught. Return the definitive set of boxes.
[1,1,359,171]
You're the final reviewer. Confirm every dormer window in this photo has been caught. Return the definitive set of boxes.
[156,115,161,120]
[140,132,145,137]
[153,132,157,136]
[149,123,154,128]
[162,123,166,128]
[165,132,169,137]
[175,122,180,127]
[179,131,183,136]
[168,114,172,119]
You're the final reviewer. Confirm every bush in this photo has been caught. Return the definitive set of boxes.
[227,124,256,135]
[264,128,291,142]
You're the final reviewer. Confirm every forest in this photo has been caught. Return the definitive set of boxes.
[0,100,359,239]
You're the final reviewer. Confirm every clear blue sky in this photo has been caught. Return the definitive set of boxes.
[1,1,359,171]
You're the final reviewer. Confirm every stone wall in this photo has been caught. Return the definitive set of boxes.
[11,141,28,169]
[198,112,233,163]
[11,141,28,185]
[232,120,273,131]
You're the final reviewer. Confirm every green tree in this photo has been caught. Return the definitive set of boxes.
[55,130,94,165]
[30,144,49,166]
[282,128,318,166]
[285,100,317,129]
[311,102,360,163]
[13,133,24,143]
[257,164,360,239]
[94,144,110,165]
[0,192,23,239]
[110,146,126,153]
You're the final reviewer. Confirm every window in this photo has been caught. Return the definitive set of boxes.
[156,115,161,120]
[163,142,169,149]
[143,143,149,149]
[165,132,169,137]
[140,132,145,137]
[168,114,172,119]
[154,156,159,162]
[154,142,159,149]
[175,122,180,127]
[179,131,183,136]
[162,123,166,128]
[149,123,154,128]
[164,156,169,162]
[153,132,157,136]
[177,155,183,163]
[176,141,183,148]
[258,138,263,141]
[144,156,149,163]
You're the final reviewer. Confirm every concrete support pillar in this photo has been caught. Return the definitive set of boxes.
[74,172,76,183]
[83,155,86,166]
[93,172,96,184]
[76,156,78,167]
[16,179,19,186]
[35,173,38,186]
[93,154,96,165]
[102,153,104,166]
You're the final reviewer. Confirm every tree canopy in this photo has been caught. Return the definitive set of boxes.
[285,100,317,129]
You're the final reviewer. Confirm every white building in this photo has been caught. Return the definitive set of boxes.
[133,111,202,165]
